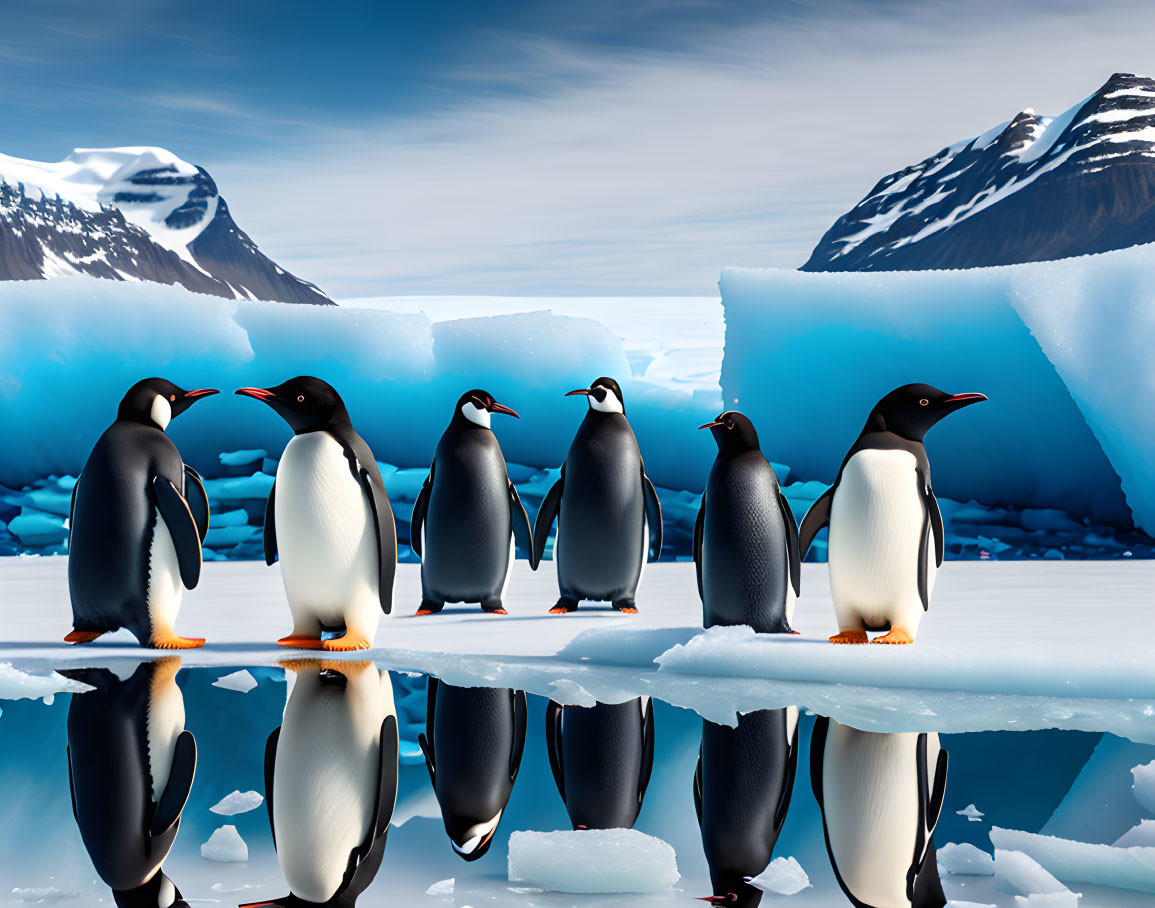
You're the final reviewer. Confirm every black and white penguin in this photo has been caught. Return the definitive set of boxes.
[798,384,987,644]
[236,377,397,651]
[410,390,535,616]
[810,717,948,908]
[244,660,399,908]
[532,377,662,614]
[62,658,196,908]
[695,411,800,634]
[544,698,654,830]
[695,708,799,907]
[67,378,217,649]
[418,678,527,861]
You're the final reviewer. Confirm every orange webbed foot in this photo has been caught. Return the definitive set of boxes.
[871,628,914,645]
[64,630,103,645]
[150,633,206,650]
[484,608,508,615]
[276,634,323,649]
[548,606,571,615]
[829,630,869,645]
[415,609,436,617]
[618,606,638,615]
[321,632,372,652]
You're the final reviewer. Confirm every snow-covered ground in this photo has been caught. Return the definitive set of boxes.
[3,558,1152,742]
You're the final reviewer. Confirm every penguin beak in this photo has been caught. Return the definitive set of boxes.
[941,392,988,410]
[235,387,277,402]
[488,401,520,418]
[565,388,590,397]
[698,420,723,430]
[181,388,219,401]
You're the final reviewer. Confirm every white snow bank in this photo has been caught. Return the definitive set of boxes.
[993,848,1072,895]
[211,669,257,693]
[1133,761,1155,814]
[209,790,263,816]
[938,842,995,875]
[991,826,1155,894]
[0,663,93,701]
[507,828,680,893]
[721,251,1145,530]
[1013,894,1080,907]
[947,902,996,908]
[425,878,454,896]
[201,824,249,862]
[746,856,810,894]
[1116,820,1155,848]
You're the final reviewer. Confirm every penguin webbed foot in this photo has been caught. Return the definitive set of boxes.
[276,634,323,649]
[548,597,579,615]
[481,597,507,615]
[320,631,372,651]
[63,629,104,645]
[612,598,638,614]
[149,632,206,650]
[829,629,869,645]
[415,599,444,617]
[872,627,914,645]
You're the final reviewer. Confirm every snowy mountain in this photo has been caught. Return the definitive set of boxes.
[803,73,1155,271]
[0,146,333,304]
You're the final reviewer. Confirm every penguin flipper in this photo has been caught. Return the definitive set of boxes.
[151,729,196,836]
[371,715,400,841]
[66,745,78,824]
[509,482,536,570]
[773,713,800,833]
[68,478,78,548]
[183,464,210,543]
[263,726,280,850]
[638,698,655,806]
[510,690,528,782]
[410,467,432,559]
[642,470,663,561]
[152,475,203,589]
[693,494,705,601]
[419,676,438,784]
[909,735,949,905]
[360,466,398,615]
[263,479,277,565]
[544,700,566,803]
[921,479,944,567]
[798,486,835,560]
[692,747,702,825]
[809,716,829,810]
[779,492,802,598]
[532,472,564,565]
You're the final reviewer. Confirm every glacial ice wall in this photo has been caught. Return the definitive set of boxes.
[720,249,1153,532]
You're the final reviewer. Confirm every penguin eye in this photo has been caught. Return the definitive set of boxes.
[725,419,734,429]
[297,395,305,403]
[169,395,175,402]
[919,398,929,406]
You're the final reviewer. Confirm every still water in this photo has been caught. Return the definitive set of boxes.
[0,661,1150,907]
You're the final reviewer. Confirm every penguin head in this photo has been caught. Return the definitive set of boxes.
[235,376,350,434]
[699,410,759,454]
[867,383,988,441]
[117,378,218,432]
[113,871,187,908]
[566,377,625,414]
[454,389,520,429]
[446,811,503,862]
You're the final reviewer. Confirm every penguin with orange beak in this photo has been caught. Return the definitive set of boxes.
[410,390,534,615]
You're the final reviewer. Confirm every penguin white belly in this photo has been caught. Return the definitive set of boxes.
[823,724,923,907]
[275,433,379,627]
[827,450,935,632]
[145,662,186,802]
[146,508,183,636]
[274,668,395,903]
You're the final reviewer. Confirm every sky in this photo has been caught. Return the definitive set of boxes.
[4,0,1155,297]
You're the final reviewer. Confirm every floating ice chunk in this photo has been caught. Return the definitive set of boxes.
[0,664,93,700]
[1132,761,1155,813]
[1013,894,1080,907]
[993,849,1069,895]
[1115,820,1155,848]
[11,888,79,902]
[212,670,257,693]
[746,856,810,895]
[508,829,680,893]
[210,790,264,815]
[219,449,267,466]
[938,842,995,875]
[958,803,985,821]
[991,826,1154,894]
[201,825,249,862]
[425,879,454,896]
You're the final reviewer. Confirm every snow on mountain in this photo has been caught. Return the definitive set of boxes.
[0,146,332,304]
[803,73,1155,271]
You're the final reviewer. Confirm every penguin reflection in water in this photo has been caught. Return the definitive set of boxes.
[799,384,987,644]
[236,377,397,651]
[811,718,949,908]
[696,411,801,633]
[66,378,217,649]
[695,708,799,907]
[242,661,399,908]
[545,698,655,831]
[63,659,196,908]
[533,378,663,614]
[410,390,536,615]
[419,678,527,860]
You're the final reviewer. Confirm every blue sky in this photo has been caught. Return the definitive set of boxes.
[4,0,1155,297]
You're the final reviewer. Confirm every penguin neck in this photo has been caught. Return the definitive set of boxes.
[858,410,928,446]
[449,411,492,434]
[301,405,353,437]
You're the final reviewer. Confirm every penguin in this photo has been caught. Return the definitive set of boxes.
[532,377,663,614]
[410,389,535,616]
[62,658,196,908]
[797,384,987,644]
[236,377,397,651]
[242,660,398,908]
[695,411,801,634]
[810,717,948,908]
[694,708,799,907]
[67,378,217,649]
[544,697,654,830]
[418,678,527,861]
